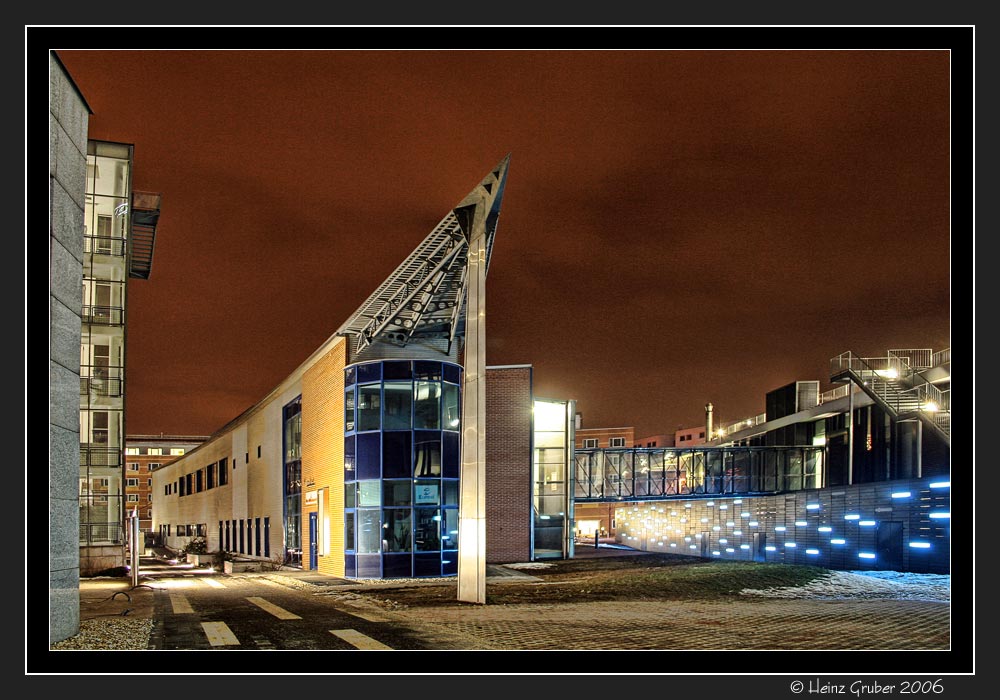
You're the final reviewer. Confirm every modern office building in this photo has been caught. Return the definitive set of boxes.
[151,158,577,578]
[124,435,209,533]
[578,348,951,573]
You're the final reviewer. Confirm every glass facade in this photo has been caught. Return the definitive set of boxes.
[574,446,825,501]
[80,141,132,547]
[283,397,302,566]
[343,360,462,578]
[532,399,575,560]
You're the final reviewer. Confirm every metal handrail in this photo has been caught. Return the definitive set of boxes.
[84,235,126,256]
[931,348,951,367]
[82,305,124,325]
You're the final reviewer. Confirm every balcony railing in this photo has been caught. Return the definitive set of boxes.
[80,447,121,467]
[84,235,126,257]
[80,364,124,397]
[82,305,124,326]
[931,348,951,367]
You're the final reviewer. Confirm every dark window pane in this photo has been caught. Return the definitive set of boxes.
[358,385,381,431]
[345,512,356,551]
[413,382,441,429]
[357,553,381,578]
[382,431,412,478]
[442,508,459,550]
[442,383,460,430]
[344,387,355,432]
[344,436,356,481]
[345,366,356,386]
[414,361,442,380]
[442,431,459,478]
[383,382,412,430]
[357,363,381,384]
[382,361,412,380]
[382,509,412,552]
[383,553,412,578]
[414,509,441,552]
[383,480,411,506]
[345,553,356,577]
[356,433,380,480]
[344,482,356,509]
[443,363,461,385]
[442,479,459,506]
[414,431,441,477]
[414,553,441,577]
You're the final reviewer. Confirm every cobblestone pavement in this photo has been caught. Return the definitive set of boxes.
[56,548,951,652]
[322,590,950,651]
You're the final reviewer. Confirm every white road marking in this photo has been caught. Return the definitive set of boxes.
[202,578,226,588]
[330,629,393,650]
[169,593,194,614]
[246,596,302,620]
[202,621,240,646]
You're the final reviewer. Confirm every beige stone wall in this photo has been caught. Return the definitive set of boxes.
[301,339,346,576]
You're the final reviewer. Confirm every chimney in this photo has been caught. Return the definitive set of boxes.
[705,402,714,441]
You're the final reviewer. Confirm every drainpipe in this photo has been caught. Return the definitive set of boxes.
[705,403,714,443]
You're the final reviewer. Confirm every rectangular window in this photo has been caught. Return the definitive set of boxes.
[257,445,261,459]
[358,385,381,431]
[206,464,215,489]
[170,448,185,455]
[127,494,138,502]
[610,437,626,448]
[147,478,152,486]
[583,438,598,449]
[383,382,413,430]
[185,473,193,494]
[164,485,170,496]
[219,458,228,486]
[147,494,152,501]
[255,517,261,556]
[125,448,139,455]
[126,478,138,486]
[148,448,162,456]
[196,470,203,492]
[128,463,139,471]
[345,386,355,432]
[149,463,161,470]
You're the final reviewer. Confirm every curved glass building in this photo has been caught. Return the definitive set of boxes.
[344,359,463,578]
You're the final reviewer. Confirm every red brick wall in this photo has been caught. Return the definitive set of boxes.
[485,366,532,563]
[575,426,635,449]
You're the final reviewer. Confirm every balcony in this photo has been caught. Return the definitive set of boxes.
[84,235,126,257]
[82,305,124,326]
[80,364,124,397]
[80,446,121,468]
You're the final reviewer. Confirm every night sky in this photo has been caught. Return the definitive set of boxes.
[55,45,954,439]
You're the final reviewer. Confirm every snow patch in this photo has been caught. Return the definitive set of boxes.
[504,562,555,570]
[741,570,950,602]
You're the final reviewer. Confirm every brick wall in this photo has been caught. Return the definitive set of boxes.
[576,426,635,449]
[485,366,532,563]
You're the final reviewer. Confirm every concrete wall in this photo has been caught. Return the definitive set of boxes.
[485,366,533,563]
[614,477,949,574]
[49,52,89,644]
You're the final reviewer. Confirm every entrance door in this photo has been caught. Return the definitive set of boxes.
[700,532,710,557]
[876,521,904,571]
[753,532,767,562]
[309,512,318,570]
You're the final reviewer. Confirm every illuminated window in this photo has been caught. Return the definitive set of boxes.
[170,448,185,455]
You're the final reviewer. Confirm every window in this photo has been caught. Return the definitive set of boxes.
[699,432,705,439]
[164,485,170,496]
[219,458,228,486]
[148,462,161,470]
[127,494,138,502]
[128,463,139,471]
[126,478,138,486]
[257,445,261,459]
[610,437,626,447]
[583,438,598,449]
[125,448,139,455]
[148,448,162,456]
[147,494,152,501]
[170,448,185,456]
[679,435,687,442]
[147,478,152,486]
[206,464,215,489]
[91,411,109,444]
[196,470,203,492]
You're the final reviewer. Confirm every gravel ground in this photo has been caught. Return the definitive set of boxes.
[50,618,153,651]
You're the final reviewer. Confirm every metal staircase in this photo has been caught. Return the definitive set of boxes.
[830,350,950,445]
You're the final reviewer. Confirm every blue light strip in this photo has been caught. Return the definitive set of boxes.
[891,491,911,498]
[929,481,950,489]
[909,542,931,549]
